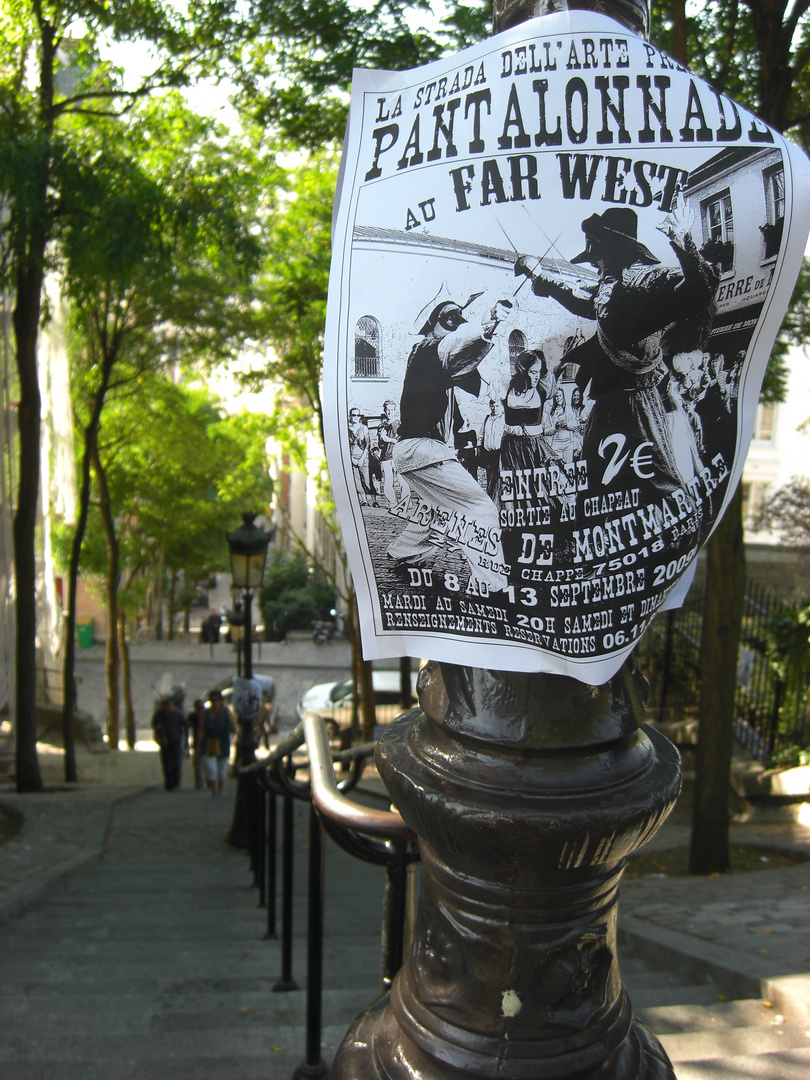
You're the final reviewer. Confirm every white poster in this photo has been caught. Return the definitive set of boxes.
[323,11,810,682]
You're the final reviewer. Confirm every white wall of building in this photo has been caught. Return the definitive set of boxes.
[743,341,810,543]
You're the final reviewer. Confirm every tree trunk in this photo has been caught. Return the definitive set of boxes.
[345,586,362,739]
[62,430,90,784]
[91,444,120,749]
[12,194,50,792]
[690,483,746,874]
[670,0,687,65]
[154,544,165,640]
[167,567,177,642]
[347,591,376,742]
[118,609,136,749]
[13,362,44,792]
[62,352,115,779]
[13,4,59,791]
[399,656,413,710]
[358,655,377,743]
[685,2,789,874]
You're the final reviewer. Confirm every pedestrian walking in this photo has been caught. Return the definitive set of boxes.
[201,689,235,797]
[187,698,206,790]
[151,696,188,791]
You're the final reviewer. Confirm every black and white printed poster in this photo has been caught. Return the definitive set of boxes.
[323,10,810,682]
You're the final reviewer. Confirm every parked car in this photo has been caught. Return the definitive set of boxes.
[296,668,419,741]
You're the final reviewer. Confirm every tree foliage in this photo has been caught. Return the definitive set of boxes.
[0,0,261,789]
[91,377,273,586]
[258,550,335,640]
[55,93,266,767]
[247,150,339,442]
[755,476,810,550]
[233,0,490,146]
[648,0,810,873]
[651,0,810,145]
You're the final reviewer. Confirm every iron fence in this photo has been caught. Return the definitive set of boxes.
[635,579,810,766]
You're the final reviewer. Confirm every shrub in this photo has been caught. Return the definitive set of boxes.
[259,551,335,640]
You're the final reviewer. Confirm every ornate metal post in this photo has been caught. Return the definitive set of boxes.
[334,662,680,1080]
[331,2,683,1077]
[225,512,271,849]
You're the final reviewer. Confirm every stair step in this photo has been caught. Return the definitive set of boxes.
[0,986,378,1035]
[0,1020,336,1062]
[660,1022,810,1062]
[628,984,725,1009]
[674,1047,810,1079]
[636,997,795,1034]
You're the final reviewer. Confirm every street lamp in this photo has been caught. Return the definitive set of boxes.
[226,512,273,848]
[226,512,272,679]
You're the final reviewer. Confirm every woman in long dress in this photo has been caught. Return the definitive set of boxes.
[499,349,556,477]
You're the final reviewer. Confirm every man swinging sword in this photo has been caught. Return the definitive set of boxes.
[387,288,512,593]
[515,206,719,501]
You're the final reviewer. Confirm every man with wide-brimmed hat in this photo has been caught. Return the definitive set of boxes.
[514,206,719,497]
[387,286,512,591]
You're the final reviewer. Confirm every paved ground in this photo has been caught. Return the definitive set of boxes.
[0,786,387,1079]
[2,640,810,1076]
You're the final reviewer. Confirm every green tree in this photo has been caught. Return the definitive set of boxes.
[232,0,489,146]
[104,378,272,701]
[248,150,337,441]
[246,150,387,738]
[58,374,273,746]
[60,96,262,774]
[0,0,252,791]
[259,550,335,640]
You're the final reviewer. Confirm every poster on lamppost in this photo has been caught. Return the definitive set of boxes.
[323,10,810,682]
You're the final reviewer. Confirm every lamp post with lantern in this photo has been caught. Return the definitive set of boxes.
[225,512,273,848]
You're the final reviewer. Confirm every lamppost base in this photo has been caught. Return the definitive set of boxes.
[337,994,674,1080]
[332,662,680,1080]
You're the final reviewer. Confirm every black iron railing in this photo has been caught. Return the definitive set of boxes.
[635,578,810,765]
[240,714,419,1080]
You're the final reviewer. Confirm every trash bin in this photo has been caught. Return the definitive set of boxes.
[77,619,94,648]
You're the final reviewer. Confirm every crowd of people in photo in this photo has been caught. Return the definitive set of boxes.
[151,689,235,795]
[349,365,597,511]
[350,343,740,516]
[151,681,276,794]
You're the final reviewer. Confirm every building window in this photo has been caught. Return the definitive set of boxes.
[753,402,775,441]
[700,189,734,273]
[741,480,768,528]
[508,329,527,374]
[761,165,785,261]
[354,315,381,378]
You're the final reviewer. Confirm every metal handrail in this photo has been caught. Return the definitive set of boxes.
[239,711,418,1080]
[241,714,413,840]
[301,712,414,840]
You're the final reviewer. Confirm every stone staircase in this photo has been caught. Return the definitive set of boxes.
[622,939,810,1078]
[0,789,808,1079]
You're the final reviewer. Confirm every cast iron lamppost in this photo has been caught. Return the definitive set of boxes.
[226,511,272,848]
[227,587,245,677]
[332,0,683,1077]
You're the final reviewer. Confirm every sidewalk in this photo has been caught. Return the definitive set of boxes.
[2,680,810,1060]
[3,747,809,1017]
[621,813,810,1022]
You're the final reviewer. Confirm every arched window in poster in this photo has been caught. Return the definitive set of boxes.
[354,315,381,378]
[508,329,527,375]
